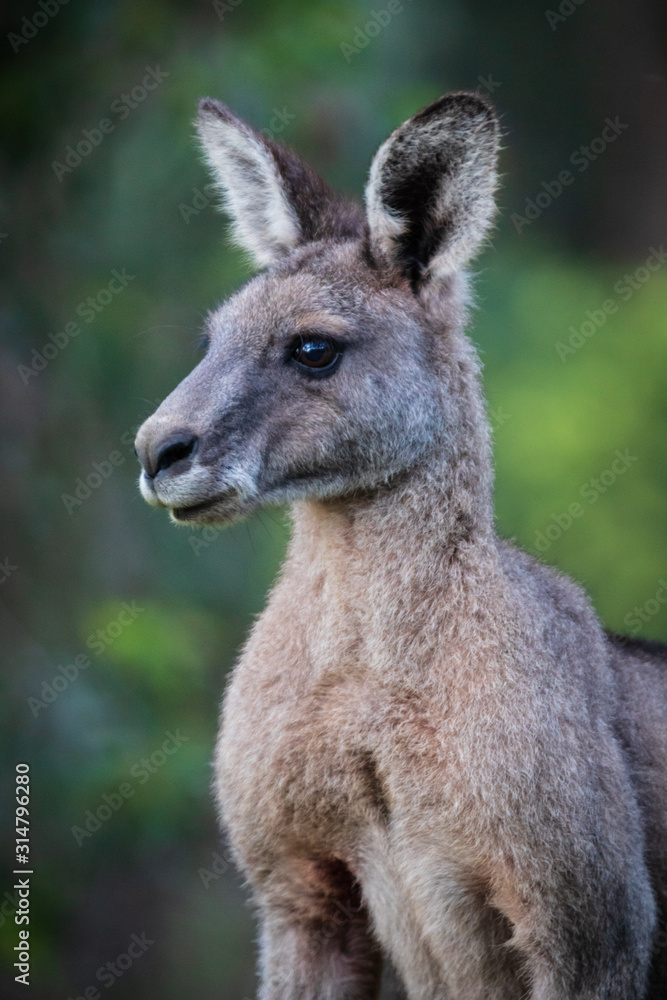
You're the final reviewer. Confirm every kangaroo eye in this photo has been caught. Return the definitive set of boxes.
[291,337,341,372]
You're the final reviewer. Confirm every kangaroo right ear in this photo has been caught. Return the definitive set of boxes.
[197,99,360,269]
[365,93,500,288]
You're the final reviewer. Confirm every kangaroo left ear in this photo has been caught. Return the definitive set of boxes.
[365,93,500,288]
[197,99,360,269]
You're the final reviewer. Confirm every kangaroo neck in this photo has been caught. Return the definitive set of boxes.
[288,450,497,648]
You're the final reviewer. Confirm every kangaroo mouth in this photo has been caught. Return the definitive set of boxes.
[169,488,248,524]
[171,497,220,520]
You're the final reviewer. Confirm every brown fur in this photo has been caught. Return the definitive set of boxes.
[135,94,667,998]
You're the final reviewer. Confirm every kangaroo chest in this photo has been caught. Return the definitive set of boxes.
[215,552,508,866]
[215,633,462,867]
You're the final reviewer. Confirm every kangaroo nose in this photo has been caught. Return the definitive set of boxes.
[136,431,199,479]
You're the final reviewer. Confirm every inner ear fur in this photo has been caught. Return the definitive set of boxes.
[364,92,500,287]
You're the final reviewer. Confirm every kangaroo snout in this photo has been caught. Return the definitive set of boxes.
[134,404,209,513]
[136,429,199,479]
[134,384,259,525]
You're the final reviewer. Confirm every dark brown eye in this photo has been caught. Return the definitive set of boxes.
[291,337,341,372]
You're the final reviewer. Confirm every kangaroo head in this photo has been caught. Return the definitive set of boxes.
[135,93,499,524]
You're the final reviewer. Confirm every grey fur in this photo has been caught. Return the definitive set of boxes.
[134,93,667,999]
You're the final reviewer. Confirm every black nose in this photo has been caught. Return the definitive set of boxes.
[139,432,199,478]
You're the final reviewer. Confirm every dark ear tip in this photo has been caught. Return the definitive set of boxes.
[413,91,498,126]
[198,97,235,122]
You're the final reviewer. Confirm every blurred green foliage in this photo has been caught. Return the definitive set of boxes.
[1,0,665,997]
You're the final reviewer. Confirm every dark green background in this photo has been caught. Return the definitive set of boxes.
[1,0,665,997]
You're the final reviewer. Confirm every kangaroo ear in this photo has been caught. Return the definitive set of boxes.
[197,99,360,269]
[365,93,500,287]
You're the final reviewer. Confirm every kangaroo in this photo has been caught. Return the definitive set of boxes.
[134,93,667,999]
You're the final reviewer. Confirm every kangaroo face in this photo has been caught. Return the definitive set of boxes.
[136,246,446,525]
[135,94,499,525]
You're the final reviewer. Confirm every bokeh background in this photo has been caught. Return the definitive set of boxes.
[1,0,666,997]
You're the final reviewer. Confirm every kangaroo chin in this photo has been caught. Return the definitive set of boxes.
[169,490,251,524]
